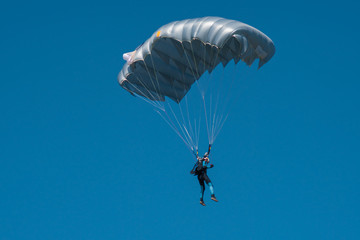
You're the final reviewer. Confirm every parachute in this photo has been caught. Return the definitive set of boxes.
[118,17,275,157]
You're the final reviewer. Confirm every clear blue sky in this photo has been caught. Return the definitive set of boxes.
[1,1,359,239]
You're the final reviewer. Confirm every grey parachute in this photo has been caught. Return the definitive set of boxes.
[118,17,275,156]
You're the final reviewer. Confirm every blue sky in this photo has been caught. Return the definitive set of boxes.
[1,1,360,239]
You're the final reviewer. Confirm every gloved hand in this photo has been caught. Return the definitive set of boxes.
[210,164,214,168]
[190,170,195,174]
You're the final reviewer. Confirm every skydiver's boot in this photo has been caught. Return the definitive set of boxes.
[211,194,218,202]
[200,199,206,206]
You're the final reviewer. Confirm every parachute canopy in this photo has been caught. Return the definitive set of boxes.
[118,17,275,103]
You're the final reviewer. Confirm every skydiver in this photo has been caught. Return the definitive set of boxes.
[190,153,218,206]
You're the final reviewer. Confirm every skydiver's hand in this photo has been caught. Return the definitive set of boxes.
[190,170,195,174]
[210,164,214,168]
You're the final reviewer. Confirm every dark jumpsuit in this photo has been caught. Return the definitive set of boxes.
[192,160,215,200]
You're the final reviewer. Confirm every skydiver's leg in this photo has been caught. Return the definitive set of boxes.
[204,175,218,202]
[204,175,214,195]
[200,183,205,200]
[207,182,215,195]
[199,182,206,206]
[198,176,206,205]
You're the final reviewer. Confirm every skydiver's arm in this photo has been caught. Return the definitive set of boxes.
[204,162,214,169]
[190,163,198,174]
[206,165,214,169]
